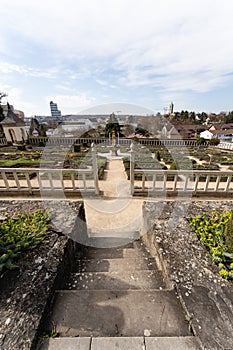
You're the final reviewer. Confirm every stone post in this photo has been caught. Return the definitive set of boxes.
[130,142,135,195]
[91,143,99,195]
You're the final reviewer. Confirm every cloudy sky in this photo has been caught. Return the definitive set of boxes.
[1,0,233,116]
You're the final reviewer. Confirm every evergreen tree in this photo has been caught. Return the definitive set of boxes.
[104,113,121,137]
[224,111,233,123]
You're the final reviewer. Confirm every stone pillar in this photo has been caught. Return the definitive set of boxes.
[130,142,135,195]
[91,143,99,195]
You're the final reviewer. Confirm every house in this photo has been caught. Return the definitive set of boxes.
[209,123,233,132]
[200,130,215,140]
[61,119,93,133]
[0,103,27,144]
[211,129,233,142]
[162,122,208,139]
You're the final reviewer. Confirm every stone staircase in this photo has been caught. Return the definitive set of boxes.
[38,238,201,350]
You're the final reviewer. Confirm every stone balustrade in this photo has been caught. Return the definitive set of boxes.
[0,138,7,145]
[0,167,233,198]
[0,167,99,197]
[217,141,233,151]
[27,137,199,147]
[0,136,204,147]
[132,169,233,196]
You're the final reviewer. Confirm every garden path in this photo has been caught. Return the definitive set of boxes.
[84,158,143,239]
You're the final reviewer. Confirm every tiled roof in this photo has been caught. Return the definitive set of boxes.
[0,104,25,125]
[212,129,233,135]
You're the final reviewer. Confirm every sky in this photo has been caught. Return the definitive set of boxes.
[1,0,233,117]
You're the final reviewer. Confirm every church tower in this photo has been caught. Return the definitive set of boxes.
[169,101,174,115]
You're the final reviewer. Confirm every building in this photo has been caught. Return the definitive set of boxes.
[211,129,233,143]
[50,101,62,120]
[1,104,14,117]
[169,101,174,115]
[14,109,25,121]
[200,130,215,140]
[61,119,93,133]
[0,103,27,143]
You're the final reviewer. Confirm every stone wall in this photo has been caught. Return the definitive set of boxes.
[0,200,87,350]
[142,200,233,350]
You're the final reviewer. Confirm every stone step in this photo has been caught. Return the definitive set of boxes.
[145,336,201,350]
[45,290,190,337]
[39,337,90,350]
[84,245,150,260]
[80,237,134,251]
[73,236,137,249]
[39,336,201,350]
[66,270,166,290]
[73,257,159,273]
[85,229,140,248]
[88,229,140,239]
[84,236,140,249]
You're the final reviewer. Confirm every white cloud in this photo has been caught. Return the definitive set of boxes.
[1,0,233,104]
[96,79,117,89]
[0,60,58,79]
[46,93,94,113]
[0,85,39,116]
[0,61,28,74]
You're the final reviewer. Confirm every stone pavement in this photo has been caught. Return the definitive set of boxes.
[84,159,143,240]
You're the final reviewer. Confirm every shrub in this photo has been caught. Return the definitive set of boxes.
[17,145,26,151]
[208,138,220,146]
[73,144,81,152]
[189,210,233,281]
[0,210,50,273]
[224,215,233,254]
[155,150,161,161]
[170,161,177,170]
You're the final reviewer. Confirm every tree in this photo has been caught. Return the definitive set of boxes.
[224,111,233,124]
[104,112,121,137]
[196,137,206,146]
[29,118,47,137]
[0,92,7,136]
[199,112,208,124]
[208,138,220,146]
[189,111,196,122]
[123,124,135,137]
[0,91,7,123]
[135,126,152,137]
[180,110,189,122]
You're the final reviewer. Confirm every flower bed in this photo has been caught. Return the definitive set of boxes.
[189,210,233,281]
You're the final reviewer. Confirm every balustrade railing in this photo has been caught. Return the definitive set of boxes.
[28,137,199,147]
[131,169,233,196]
[0,167,99,196]
[0,138,7,145]
[218,142,233,151]
[0,136,202,148]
